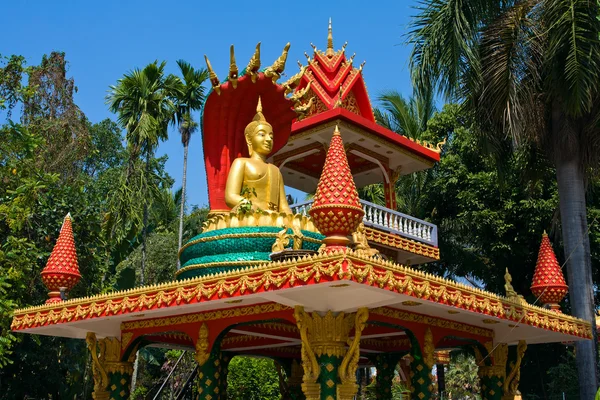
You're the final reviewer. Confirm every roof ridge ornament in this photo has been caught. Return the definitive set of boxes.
[326,18,334,57]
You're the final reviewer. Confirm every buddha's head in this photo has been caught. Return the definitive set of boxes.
[244,97,274,157]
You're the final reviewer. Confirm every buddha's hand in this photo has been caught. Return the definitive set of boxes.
[231,198,254,214]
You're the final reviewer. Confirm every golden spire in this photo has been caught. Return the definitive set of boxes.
[333,124,341,137]
[246,42,261,83]
[229,45,239,89]
[326,18,334,57]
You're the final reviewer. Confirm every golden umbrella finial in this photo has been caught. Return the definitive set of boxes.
[326,18,334,56]
[229,45,239,89]
[246,42,261,83]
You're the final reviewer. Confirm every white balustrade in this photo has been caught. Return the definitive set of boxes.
[290,199,438,246]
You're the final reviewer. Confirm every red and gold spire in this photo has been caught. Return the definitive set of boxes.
[295,19,375,122]
[41,213,81,303]
[530,231,568,312]
[309,125,364,249]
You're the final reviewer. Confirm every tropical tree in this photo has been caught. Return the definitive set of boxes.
[171,60,208,267]
[409,1,600,396]
[373,90,436,218]
[107,61,178,285]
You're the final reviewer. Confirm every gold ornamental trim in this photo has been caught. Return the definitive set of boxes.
[175,260,265,277]
[364,227,439,260]
[12,250,592,340]
[121,303,291,331]
[199,210,318,235]
[370,307,495,338]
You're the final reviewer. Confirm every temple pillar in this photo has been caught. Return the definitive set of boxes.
[435,350,450,397]
[476,342,509,400]
[294,306,369,400]
[370,353,403,399]
[384,167,400,210]
[502,341,527,400]
[408,328,434,400]
[194,323,230,400]
[86,333,134,400]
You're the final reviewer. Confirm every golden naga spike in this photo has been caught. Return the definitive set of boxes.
[289,81,311,102]
[246,42,261,83]
[326,17,334,56]
[358,60,366,72]
[282,66,307,95]
[297,60,303,69]
[348,53,356,65]
[204,55,221,95]
[341,41,348,53]
[264,42,291,84]
[334,85,343,108]
[229,45,239,89]
[304,52,312,64]
[310,42,318,52]
[293,97,314,115]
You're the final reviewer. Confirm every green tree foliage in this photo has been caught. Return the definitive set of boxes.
[227,356,280,400]
[445,353,480,399]
[0,52,192,398]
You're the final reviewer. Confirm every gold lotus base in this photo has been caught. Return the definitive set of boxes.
[204,210,318,233]
[302,382,321,400]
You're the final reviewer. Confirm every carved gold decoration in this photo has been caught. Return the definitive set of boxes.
[195,323,210,366]
[290,81,311,103]
[199,210,317,234]
[503,340,527,398]
[282,66,307,95]
[338,308,368,399]
[264,42,290,83]
[121,303,290,331]
[86,333,133,400]
[13,251,592,341]
[229,45,238,89]
[352,223,380,258]
[272,227,291,252]
[294,97,314,117]
[479,343,508,379]
[294,306,321,400]
[423,328,435,368]
[401,301,422,306]
[121,332,133,351]
[204,55,220,95]
[246,42,261,83]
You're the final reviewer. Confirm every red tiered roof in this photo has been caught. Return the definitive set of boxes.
[40,213,81,303]
[530,232,568,312]
[309,126,364,248]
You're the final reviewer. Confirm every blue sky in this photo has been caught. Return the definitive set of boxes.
[2,0,419,208]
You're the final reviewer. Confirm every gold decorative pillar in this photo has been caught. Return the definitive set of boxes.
[294,306,368,400]
[86,332,135,400]
[194,323,230,400]
[476,343,508,400]
[502,341,527,400]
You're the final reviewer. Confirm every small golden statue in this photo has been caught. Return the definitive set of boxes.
[225,97,292,214]
[352,223,380,258]
[504,268,524,301]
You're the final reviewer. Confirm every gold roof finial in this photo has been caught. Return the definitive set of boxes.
[326,18,334,57]
[229,45,239,89]
[333,124,341,137]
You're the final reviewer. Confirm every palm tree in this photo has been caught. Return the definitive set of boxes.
[409,1,600,396]
[171,61,208,268]
[374,90,436,219]
[107,61,177,285]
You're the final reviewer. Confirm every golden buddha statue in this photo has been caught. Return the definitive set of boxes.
[225,97,292,214]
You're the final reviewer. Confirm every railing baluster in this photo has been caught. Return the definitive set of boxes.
[290,199,438,246]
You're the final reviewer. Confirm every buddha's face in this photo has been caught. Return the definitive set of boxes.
[249,124,274,156]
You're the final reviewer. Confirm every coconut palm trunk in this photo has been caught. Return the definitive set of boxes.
[556,154,599,399]
[177,129,189,269]
[140,148,151,285]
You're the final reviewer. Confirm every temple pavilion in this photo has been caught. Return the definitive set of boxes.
[11,22,591,400]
